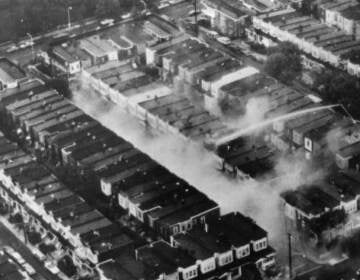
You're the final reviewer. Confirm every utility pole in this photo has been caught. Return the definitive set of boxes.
[22,222,28,245]
[67,6,72,30]
[288,233,293,279]
[27,33,34,61]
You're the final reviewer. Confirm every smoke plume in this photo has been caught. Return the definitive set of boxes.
[70,77,326,255]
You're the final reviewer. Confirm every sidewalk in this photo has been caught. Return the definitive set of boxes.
[0,215,71,280]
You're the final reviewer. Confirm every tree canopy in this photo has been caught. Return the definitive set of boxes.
[313,68,360,119]
[264,41,302,84]
[307,208,347,236]
[341,230,360,258]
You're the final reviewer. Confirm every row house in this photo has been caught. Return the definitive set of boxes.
[281,172,360,241]
[0,58,27,91]
[319,0,360,39]
[336,141,360,170]
[137,235,272,280]
[145,34,189,66]
[0,79,221,242]
[108,35,137,60]
[79,35,119,66]
[49,45,86,75]
[0,132,136,278]
[48,33,139,75]
[253,8,360,76]
[171,212,276,274]
[201,0,254,38]
[98,152,220,239]
[282,171,360,222]
[282,185,342,222]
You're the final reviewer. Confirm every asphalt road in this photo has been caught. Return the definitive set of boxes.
[0,222,62,280]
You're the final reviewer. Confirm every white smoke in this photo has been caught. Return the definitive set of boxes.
[326,127,345,155]
[69,77,326,255]
[228,96,271,131]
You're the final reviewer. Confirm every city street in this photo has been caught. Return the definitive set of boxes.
[0,222,62,280]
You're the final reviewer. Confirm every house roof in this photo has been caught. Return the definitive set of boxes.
[0,58,26,83]
[137,241,196,275]
[281,185,340,216]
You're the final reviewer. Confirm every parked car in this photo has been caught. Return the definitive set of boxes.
[188,9,201,17]
[10,252,26,265]
[19,41,33,49]
[100,18,115,25]
[121,13,132,20]
[23,263,36,276]
[45,260,60,274]
[6,45,19,53]
[217,36,231,45]
[206,30,219,38]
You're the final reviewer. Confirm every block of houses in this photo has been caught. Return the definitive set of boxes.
[253,8,360,76]
[49,44,92,74]
[79,35,119,66]
[201,0,254,38]
[171,212,276,273]
[319,0,360,39]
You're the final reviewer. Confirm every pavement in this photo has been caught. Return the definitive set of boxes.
[0,15,144,66]
[0,221,63,280]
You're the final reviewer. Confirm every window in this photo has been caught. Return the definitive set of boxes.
[237,246,250,258]
[255,239,267,251]
[173,226,179,234]
[220,253,233,266]
[202,259,215,273]
[184,268,198,280]
[304,138,312,152]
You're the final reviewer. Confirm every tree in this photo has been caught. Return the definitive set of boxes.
[341,49,360,65]
[307,208,347,236]
[313,69,360,118]
[264,42,302,84]
[341,230,360,258]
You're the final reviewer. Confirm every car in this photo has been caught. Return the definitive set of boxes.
[6,45,19,53]
[158,3,170,9]
[188,9,201,17]
[19,41,33,49]
[19,43,28,49]
[216,36,231,45]
[121,13,131,20]
[23,263,36,276]
[45,260,60,274]
[32,249,46,261]
[3,246,15,254]
[100,18,115,25]
[10,252,26,265]
[206,30,219,38]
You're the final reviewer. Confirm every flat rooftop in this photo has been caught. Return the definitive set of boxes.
[281,185,340,216]
[137,241,195,275]
[0,58,26,83]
